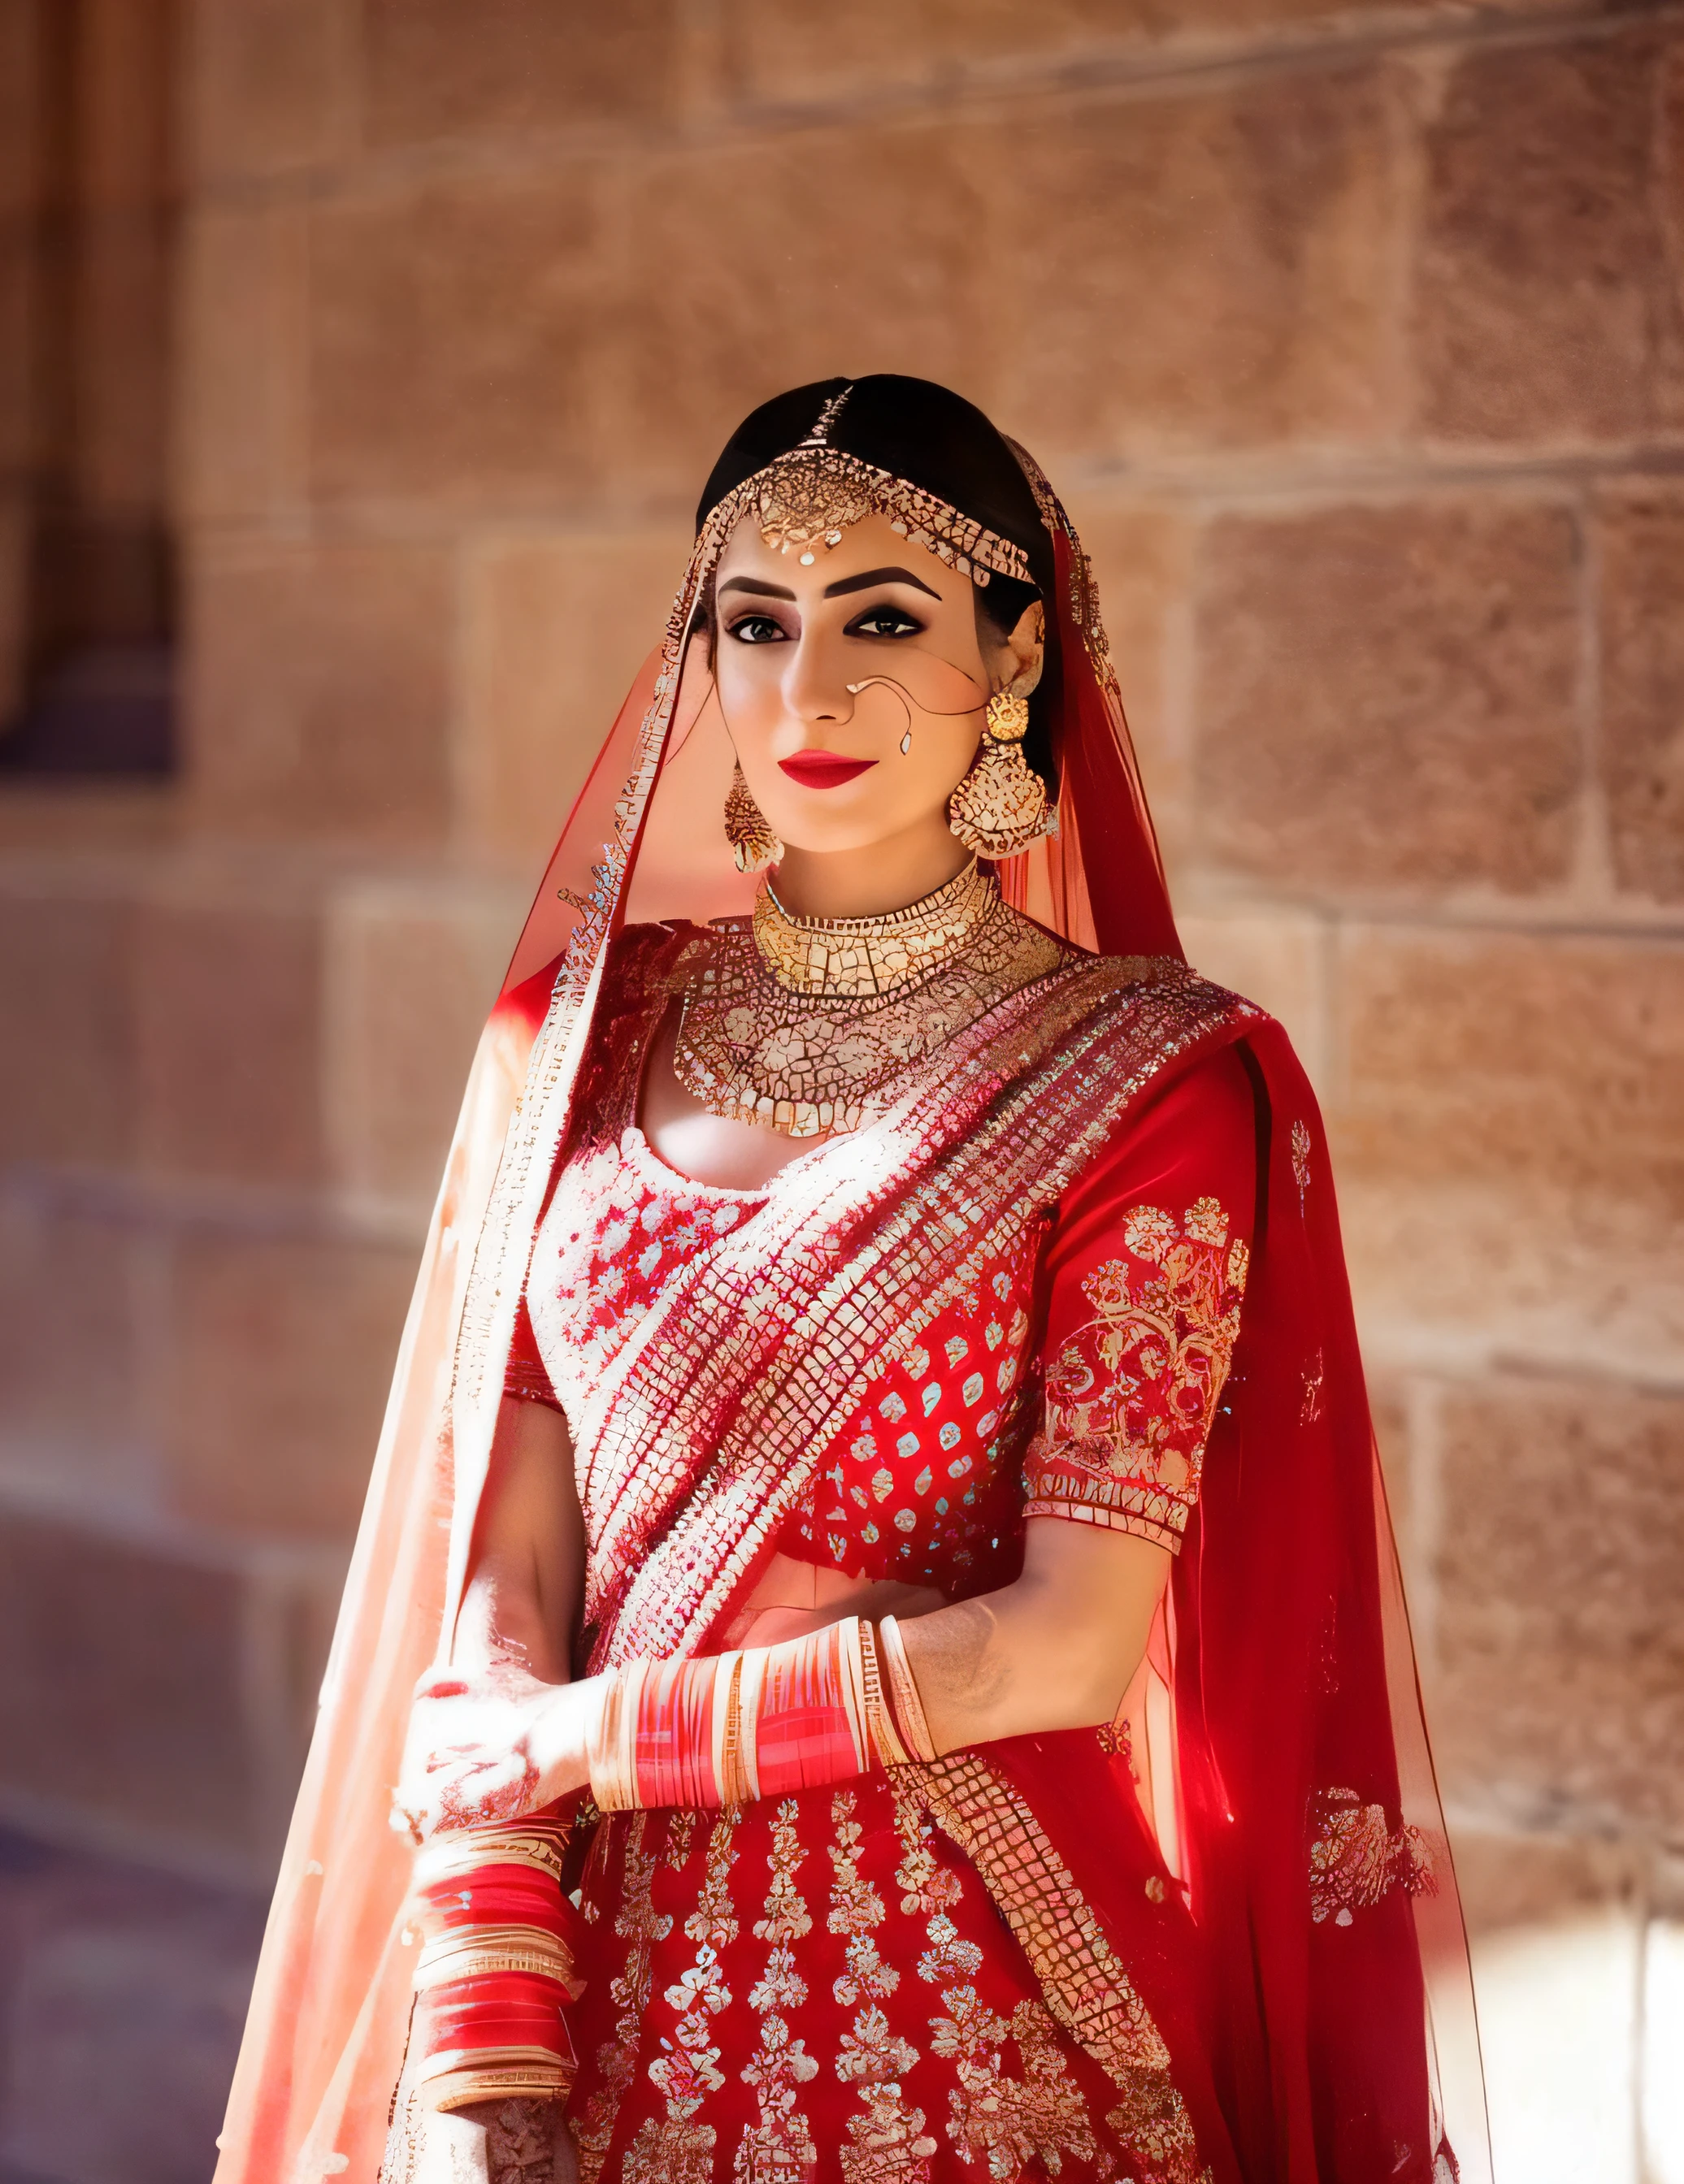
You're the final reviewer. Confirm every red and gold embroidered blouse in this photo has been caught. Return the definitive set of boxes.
[506,944,1255,1594]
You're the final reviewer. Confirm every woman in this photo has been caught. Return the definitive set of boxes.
[214,378,1487,2184]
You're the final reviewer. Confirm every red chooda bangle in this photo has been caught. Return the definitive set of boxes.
[405,1809,584,2113]
[587,1614,934,1812]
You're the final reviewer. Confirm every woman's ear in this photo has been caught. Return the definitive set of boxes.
[999,600,1046,698]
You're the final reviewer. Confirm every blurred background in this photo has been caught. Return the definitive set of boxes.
[0,1,1679,2179]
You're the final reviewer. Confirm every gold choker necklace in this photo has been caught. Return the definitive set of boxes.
[672,864,1066,1137]
[752,860,996,997]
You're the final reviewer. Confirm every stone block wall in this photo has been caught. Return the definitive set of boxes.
[0,0,1678,2169]
[0,834,521,1872]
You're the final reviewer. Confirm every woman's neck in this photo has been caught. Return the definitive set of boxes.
[770,816,974,921]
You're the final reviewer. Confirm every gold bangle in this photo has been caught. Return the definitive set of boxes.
[834,1615,872,1773]
[418,2049,575,2112]
[412,1815,571,1889]
[584,1670,622,1810]
[857,1620,909,1769]
[718,1653,751,1807]
[707,1649,736,1806]
[413,1923,579,1994]
[735,1646,768,1802]
[877,1615,939,1763]
[587,1660,649,1812]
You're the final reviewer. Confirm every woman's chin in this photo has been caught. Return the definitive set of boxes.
[768,817,922,859]
[768,797,969,860]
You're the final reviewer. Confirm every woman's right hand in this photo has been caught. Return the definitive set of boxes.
[394,1661,601,1842]
[394,1396,597,1842]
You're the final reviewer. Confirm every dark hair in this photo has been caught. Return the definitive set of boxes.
[697,375,1061,797]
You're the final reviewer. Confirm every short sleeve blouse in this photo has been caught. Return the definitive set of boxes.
[1022,1042,1256,1553]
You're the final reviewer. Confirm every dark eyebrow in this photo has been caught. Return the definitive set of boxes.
[823,564,942,601]
[718,576,796,601]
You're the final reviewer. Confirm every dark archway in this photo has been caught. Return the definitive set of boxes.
[1,0,177,775]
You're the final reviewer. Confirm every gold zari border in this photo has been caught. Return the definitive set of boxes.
[898,1750,1170,2074]
[897,1748,1211,2184]
[1023,1471,1190,1554]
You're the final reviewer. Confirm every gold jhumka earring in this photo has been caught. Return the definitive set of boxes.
[723,761,783,873]
[948,691,1052,856]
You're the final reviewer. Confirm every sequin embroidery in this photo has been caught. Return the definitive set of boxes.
[1023,1196,1248,1551]
[1307,1788,1435,1928]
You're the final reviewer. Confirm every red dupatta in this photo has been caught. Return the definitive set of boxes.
[214,409,1487,2184]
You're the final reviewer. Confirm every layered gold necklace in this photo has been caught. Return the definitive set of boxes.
[672,860,1066,1137]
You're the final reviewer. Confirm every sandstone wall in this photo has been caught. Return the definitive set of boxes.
[0,0,1678,2169]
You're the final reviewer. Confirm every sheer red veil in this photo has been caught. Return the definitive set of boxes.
[215,377,1487,2184]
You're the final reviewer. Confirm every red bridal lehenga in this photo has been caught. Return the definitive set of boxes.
[213,384,1489,2184]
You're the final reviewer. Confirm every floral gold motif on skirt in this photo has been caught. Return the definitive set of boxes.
[736,1800,819,2181]
[899,1750,1210,2181]
[575,1814,672,2184]
[895,1796,1109,2178]
[831,1791,934,2182]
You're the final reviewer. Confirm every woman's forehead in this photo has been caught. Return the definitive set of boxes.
[715,509,972,601]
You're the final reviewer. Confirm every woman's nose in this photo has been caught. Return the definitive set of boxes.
[783,626,853,726]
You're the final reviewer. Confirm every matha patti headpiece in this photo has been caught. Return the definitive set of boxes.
[745,384,1032,586]
[753,388,870,565]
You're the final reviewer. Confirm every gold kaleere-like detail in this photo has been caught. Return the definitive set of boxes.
[672,869,1067,1138]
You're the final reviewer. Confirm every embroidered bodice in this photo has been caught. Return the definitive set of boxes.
[507,926,1259,1622]
[521,1122,1041,1610]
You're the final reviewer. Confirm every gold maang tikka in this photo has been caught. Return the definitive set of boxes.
[754,388,870,565]
[948,689,1052,856]
[745,387,1033,587]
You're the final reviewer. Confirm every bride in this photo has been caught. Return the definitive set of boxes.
[214,376,1487,2184]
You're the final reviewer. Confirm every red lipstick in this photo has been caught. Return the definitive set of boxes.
[777,751,879,790]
